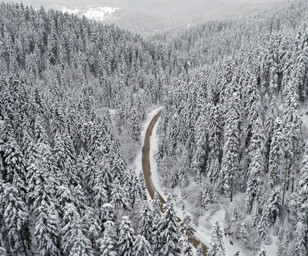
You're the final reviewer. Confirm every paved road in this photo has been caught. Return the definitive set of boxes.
[141,109,208,255]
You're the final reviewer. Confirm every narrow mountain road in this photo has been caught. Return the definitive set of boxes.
[141,109,208,255]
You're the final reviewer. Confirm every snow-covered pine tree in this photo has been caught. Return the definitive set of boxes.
[0,184,31,256]
[245,114,265,213]
[221,101,240,202]
[117,216,135,256]
[139,203,153,242]
[34,200,61,256]
[207,221,225,256]
[194,244,204,256]
[295,140,308,256]
[268,117,284,187]
[101,203,116,226]
[61,203,94,256]
[151,192,162,254]
[180,215,195,240]
[82,207,101,252]
[159,200,181,255]
[99,221,118,256]
[257,249,267,256]
[132,235,152,256]
[206,103,222,185]
[111,178,130,210]
[180,234,193,256]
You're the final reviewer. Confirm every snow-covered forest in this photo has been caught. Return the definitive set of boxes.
[0,0,307,255]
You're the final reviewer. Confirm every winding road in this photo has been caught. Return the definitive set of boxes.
[141,109,208,255]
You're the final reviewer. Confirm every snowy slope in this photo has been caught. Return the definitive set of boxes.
[83,7,119,22]
[58,6,119,22]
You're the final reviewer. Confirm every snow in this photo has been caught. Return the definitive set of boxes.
[58,6,119,22]
[58,6,80,15]
[83,7,119,22]
[300,107,308,127]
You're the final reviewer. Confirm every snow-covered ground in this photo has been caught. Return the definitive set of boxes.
[58,6,80,15]
[83,7,119,22]
[58,6,119,22]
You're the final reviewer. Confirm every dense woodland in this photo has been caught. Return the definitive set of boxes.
[0,0,307,256]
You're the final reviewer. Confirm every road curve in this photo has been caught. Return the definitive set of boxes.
[141,109,208,255]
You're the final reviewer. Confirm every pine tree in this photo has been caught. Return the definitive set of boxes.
[0,184,31,256]
[34,200,61,256]
[207,222,225,256]
[257,212,269,242]
[130,108,140,142]
[139,203,153,242]
[117,216,135,256]
[295,140,308,255]
[132,235,152,256]
[55,184,74,219]
[111,178,129,210]
[206,103,222,184]
[180,215,195,240]
[0,137,26,196]
[93,177,108,210]
[151,192,162,255]
[99,221,117,256]
[258,249,267,256]
[82,208,101,252]
[61,203,94,256]
[159,200,181,256]
[221,98,240,202]
[180,234,193,256]
[268,117,284,187]
[265,188,281,226]
[240,221,249,247]
[194,244,204,256]
[245,114,265,213]
[101,203,115,224]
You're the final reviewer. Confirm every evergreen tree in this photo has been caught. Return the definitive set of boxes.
[101,203,115,224]
[139,203,153,242]
[132,235,152,256]
[117,216,135,256]
[268,117,284,187]
[111,178,129,210]
[295,140,308,255]
[159,200,181,256]
[151,192,162,255]
[0,184,31,256]
[61,203,94,256]
[207,222,225,256]
[99,221,118,256]
[240,222,249,247]
[82,208,101,252]
[180,234,193,256]
[245,114,265,213]
[258,249,267,256]
[194,244,204,256]
[34,200,61,256]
